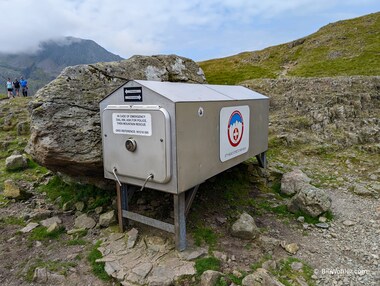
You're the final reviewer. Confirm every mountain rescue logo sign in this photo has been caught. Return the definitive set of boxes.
[220,106,250,162]
[228,110,244,147]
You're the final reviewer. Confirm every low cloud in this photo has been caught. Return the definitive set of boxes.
[0,0,378,60]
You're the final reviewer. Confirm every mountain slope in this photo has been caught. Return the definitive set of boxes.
[199,12,380,84]
[0,37,123,95]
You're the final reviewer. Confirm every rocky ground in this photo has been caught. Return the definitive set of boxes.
[298,188,380,285]
[0,150,379,286]
[0,194,109,286]
[0,74,379,286]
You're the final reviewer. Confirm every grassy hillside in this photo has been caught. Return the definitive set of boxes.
[199,12,380,84]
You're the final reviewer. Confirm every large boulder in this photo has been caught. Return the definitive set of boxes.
[5,154,28,171]
[242,268,285,286]
[3,179,32,200]
[287,185,332,217]
[280,169,311,196]
[74,213,96,229]
[200,270,223,286]
[99,210,116,227]
[231,212,260,240]
[26,55,206,187]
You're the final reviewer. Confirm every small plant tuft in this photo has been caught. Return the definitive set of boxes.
[38,176,113,211]
[0,195,10,208]
[270,257,315,286]
[0,216,26,226]
[26,259,77,282]
[87,240,110,281]
[195,257,221,276]
[193,226,218,248]
[67,238,87,246]
[29,226,65,241]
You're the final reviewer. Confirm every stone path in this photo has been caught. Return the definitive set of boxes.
[97,229,207,286]
[287,189,380,286]
[308,189,379,285]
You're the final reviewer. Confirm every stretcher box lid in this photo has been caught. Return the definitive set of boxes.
[133,80,268,102]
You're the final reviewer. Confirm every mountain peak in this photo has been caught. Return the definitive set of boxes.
[0,37,124,95]
[36,36,123,68]
[39,36,84,47]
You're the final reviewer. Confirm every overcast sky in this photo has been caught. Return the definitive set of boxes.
[0,0,379,61]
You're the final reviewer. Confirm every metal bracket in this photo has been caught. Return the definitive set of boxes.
[185,185,199,217]
[139,173,154,192]
[116,183,200,251]
[112,167,122,186]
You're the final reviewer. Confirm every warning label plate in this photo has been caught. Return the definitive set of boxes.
[112,113,152,136]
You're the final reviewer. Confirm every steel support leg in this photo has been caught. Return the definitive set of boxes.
[116,182,127,232]
[117,183,194,251]
[117,183,138,232]
[256,151,267,168]
[117,182,140,232]
[174,192,186,251]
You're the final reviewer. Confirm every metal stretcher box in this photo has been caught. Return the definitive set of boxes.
[100,80,269,191]
[100,80,269,250]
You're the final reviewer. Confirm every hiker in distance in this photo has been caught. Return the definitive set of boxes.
[13,78,20,97]
[6,78,14,98]
[20,76,28,97]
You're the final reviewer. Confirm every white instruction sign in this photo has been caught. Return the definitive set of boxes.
[220,106,250,162]
[112,113,152,136]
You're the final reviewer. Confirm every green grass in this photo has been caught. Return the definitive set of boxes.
[0,96,50,191]
[29,226,66,241]
[199,12,380,84]
[195,257,221,276]
[69,228,88,238]
[27,157,49,172]
[271,257,315,286]
[26,259,77,282]
[291,211,323,225]
[188,160,336,246]
[188,164,257,250]
[199,59,276,85]
[251,254,273,272]
[215,273,245,286]
[224,273,245,285]
[87,240,110,281]
[301,144,339,159]
[193,226,218,248]
[0,194,10,208]
[206,164,251,208]
[66,238,87,246]
[0,216,26,226]
[38,175,113,211]
[251,198,334,224]
[270,181,281,194]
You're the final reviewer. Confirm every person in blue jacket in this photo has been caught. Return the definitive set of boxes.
[20,76,28,97]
